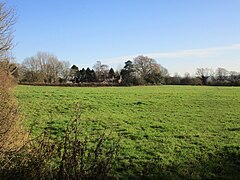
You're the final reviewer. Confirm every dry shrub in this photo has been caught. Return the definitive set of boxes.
[0,107,120,179]
[0,66,27,153]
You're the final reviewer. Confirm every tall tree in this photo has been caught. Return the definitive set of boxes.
[70,65,79,83]
[93,61,109,82]
[180,72,192,85]
[133,55,167,84]
[196,68,213,85]
[108,68,115,79]
[85,68,92,82]
[229,71,240,84]
[0,2,15,65]
[79,68,86,82]
[20,52,70,83]
[215,67,228,82]
[120,60,136,85]
[167,73,181,85]
[0,1,17,85]
[90,69,97,82]
[20,57,42,82]
[59,61,70,83]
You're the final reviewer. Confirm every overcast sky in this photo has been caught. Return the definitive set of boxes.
[8,0,240,75]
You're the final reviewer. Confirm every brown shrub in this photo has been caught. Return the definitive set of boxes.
[0,66,27,152]
[0,104,120,179]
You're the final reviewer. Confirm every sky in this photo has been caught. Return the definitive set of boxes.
[7,0,240,75]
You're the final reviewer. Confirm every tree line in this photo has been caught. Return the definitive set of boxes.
[17,52,240,86]
[17,53,169,85]
[165,68,240,86]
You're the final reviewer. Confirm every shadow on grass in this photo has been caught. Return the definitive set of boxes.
[0,144,240,179]
[114,145,240,179]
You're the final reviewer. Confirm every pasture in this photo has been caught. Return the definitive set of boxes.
[15,85,240,178]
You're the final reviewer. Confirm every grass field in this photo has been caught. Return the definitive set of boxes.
[15,85,240,178]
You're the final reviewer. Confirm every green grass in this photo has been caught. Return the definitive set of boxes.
[15,85,240,178]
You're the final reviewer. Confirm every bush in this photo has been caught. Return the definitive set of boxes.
[0,66,25,152]
[0,106,120,179]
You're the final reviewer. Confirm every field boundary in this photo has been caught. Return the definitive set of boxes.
[18,82,124,87]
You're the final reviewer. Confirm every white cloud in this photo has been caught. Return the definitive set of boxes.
[149,44,240,59]
[93,44,240,75]
[102,44,240,64]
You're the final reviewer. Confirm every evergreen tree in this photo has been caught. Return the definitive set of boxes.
[108,68,115,78]
[79,68,86,82]
[120,60,136,85]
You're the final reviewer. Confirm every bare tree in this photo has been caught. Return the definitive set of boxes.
[0,2,15,59]
[196,68,213,85]
[59,61,70,83]
[134,55,155,78]
[229,71,240,84]
[20,52,70,83]
[20,57,41,82]
[215,67,228,82]
[0,1,16,83]
[93,61,109,81]
[0,2,16,74]
[159,64,169,78]
[133,55,167,84]
[172,73,181,84]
